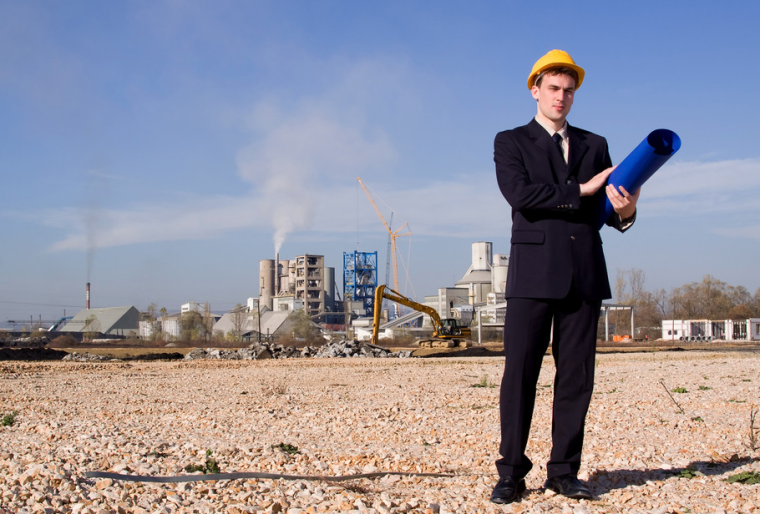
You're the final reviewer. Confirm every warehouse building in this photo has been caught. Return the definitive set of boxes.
[60,306,140,337]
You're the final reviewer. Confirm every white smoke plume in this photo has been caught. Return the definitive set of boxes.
[236,101,394,255]
[83,169,109,282]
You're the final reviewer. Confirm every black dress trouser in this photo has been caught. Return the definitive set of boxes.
[495,291,602,480]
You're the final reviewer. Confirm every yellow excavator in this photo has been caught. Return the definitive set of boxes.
[371,285,472,348]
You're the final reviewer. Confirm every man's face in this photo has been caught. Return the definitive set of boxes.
[531,72,575,126]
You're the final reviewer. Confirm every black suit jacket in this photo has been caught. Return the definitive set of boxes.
[495,119,631,301]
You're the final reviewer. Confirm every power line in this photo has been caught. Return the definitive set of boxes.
[0,300,84,308]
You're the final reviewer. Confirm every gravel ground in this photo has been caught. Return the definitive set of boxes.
[1,350,759,513]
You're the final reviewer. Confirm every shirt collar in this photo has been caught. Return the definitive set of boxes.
[534,117,568,140]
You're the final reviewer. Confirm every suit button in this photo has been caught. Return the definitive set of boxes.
[568,204,573,208]
[570,235,576,241]
[566,179,572,184]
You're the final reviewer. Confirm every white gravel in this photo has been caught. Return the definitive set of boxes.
[1,350,759,513]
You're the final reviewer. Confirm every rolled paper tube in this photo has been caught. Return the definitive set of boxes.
[596,129,681,229]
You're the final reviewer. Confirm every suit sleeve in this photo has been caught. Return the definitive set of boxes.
[606,209,636,232]
[598,140,637,233]
[494,131,581,212]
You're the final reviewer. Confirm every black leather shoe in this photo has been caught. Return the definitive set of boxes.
[544,474,592,499]
[490,476,526,504]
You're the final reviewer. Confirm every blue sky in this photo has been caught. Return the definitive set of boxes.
[2,0,759,323]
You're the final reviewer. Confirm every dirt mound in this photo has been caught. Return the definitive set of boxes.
[412,346,504,358]
[0,348,68,361]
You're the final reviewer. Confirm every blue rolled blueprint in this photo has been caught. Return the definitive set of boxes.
[597,129,681,229]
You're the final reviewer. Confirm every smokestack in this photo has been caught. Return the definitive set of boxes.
[275,253,280,295]
[86,282,91,310]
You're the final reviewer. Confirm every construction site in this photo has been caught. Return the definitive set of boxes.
[3,176,759,349]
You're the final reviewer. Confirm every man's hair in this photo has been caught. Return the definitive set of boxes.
[535,67,579,88]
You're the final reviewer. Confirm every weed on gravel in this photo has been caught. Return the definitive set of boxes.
[1,411,17,427]
[184,449,221,474]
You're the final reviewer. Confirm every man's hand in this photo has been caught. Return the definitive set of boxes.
[606,184,640,220]
[580,166,615,197]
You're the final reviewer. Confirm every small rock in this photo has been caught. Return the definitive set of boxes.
[95,478,113,490]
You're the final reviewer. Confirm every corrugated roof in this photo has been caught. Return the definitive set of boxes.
[456,269,492,285]
[212,309,293,337]
[60,306,140,335]
[260,310,291,335]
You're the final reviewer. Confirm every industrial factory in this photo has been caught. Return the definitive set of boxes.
[37,240,509,342]
[258,254,335,317]
[27,174,760,345]
[23,174,515,342]
[12,239,760,345]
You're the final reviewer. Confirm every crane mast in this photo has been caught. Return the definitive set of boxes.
[356,177,411,294]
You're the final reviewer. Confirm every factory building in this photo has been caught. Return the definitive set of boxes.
[423,241,508,324]
[661,318,760,342]
[61,306,140,337]
[343,251,378,317]
[259,254,336,317]
[212,309,294,341]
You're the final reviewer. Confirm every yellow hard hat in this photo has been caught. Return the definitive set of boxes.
[527,49,585,90]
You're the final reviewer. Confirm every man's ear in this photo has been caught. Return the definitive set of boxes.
[531,85,540,101]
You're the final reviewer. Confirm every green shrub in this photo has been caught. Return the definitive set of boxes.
[727,471,760,485]
[183,449,221,474]
[274,443,300,455]
[1,411,17,427]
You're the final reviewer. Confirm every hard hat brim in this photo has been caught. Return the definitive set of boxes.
[527,50,585,90]
[528,62,585,90]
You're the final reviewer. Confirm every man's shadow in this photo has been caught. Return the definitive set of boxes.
[588,455,759,495]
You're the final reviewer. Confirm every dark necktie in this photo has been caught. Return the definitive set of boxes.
[552,133,565,162]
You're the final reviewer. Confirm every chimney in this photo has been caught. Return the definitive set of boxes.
[86,282,91,310]
[274,253,280,295]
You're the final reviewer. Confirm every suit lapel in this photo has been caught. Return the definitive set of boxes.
[527,119,564,184]
[567,125,589,179]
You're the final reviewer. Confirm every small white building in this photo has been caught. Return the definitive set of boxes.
[181,302,202,314]
[661,318,760,342]
[423,287,471,328]
[273,296,303,312]
[454,241,496,305]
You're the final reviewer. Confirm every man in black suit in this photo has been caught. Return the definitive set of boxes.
[490,49,639,504]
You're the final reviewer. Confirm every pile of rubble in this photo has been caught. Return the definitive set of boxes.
[183,339,412,361]
[62,351,115,362]
[307,339,413,359]
[0,335,50,348]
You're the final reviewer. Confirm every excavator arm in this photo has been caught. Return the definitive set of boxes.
[371,285,471,345]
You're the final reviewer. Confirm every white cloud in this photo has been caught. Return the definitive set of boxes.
[41,166,508,253]
[309,172,510,239]
[629,157,760,243]
[642,158,760,199]
[41,151,760,254]
[43,58,410,253]
[234,60,404,253]
[46,194,269,252]
[714,225,760,241]
[638,158,760,216]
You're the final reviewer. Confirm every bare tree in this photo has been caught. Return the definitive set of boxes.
[288,309,322,343]
[614,268,663,338]
[614,271,756,339]
[83,315,101,342]
[179,311,205,341]
[200,302,214,342]
[141,303,164,340]
[229,304,249,342]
